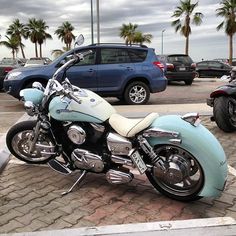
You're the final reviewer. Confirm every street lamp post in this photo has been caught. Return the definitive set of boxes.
[91,0,94,44]
[161,29,165,55]
[96,0,100,43]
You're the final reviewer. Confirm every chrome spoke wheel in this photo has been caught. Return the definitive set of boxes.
[11,129,54,163]
[146,145,204,201]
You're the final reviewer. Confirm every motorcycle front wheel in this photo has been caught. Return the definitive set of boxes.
[6,120,55,164]
[213,96,236,132]
[146,145,204,202]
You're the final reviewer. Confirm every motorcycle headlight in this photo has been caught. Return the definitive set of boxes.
[7,71,22,80]
[24,101,36,116]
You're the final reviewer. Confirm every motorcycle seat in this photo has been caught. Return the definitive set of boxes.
[109,112,159,138]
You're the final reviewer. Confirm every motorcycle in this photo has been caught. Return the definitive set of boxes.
[6,35,228,202]
[207,67,236,132]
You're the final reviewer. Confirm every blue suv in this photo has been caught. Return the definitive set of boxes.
[4,44,167,105]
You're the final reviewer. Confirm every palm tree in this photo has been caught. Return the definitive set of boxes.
[216,0,236,65]
[6,19,28,59]
[27,18,40,57]
[55,21,75,51]
[133,31,153,45]
[119,23,138,45]
[0,35,21,59]
[171,0,204,55]
[36,19,52,58]
[51,46,68,58]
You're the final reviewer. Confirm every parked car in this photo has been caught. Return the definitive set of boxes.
[24,57,52,67]
[196,60,232,78]
[157,54,196,85]
[4,44,167,105]
[0,58,25,90]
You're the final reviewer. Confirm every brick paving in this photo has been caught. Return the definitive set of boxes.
[0,116,236,234]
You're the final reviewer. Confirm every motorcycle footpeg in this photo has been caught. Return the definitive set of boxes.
[48,159,72,175]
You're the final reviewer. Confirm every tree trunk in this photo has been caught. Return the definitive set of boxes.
[185,36,189,55]
[35,43,38,57]
[20,45,26,59]
[39,44,42,58]
[229,34,233,66]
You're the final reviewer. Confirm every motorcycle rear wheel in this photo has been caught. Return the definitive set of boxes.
[213,96,236,132]
[6,120,55,164]
[146,145,204,202]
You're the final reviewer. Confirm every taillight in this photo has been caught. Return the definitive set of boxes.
[4,67,13,74]
[191,63,196,69]
[153,61,165,71]
[166,63,174,70]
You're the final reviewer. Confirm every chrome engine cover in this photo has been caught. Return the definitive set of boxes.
[106,168,133,184]
[71,148,104,172]
[107,133,132,155]
[67,125,86,145]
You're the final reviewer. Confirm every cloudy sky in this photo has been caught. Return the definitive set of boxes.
[0,0,234,62]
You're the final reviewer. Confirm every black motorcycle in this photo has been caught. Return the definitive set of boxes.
[207,67,236,132]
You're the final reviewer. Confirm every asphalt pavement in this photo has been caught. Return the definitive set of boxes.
[0,103,236,235]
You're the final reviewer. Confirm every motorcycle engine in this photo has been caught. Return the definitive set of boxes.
[67,125,86,145]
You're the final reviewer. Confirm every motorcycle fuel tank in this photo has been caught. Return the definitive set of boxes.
[49,89,116,123]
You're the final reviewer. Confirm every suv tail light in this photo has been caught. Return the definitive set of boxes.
[153,61,165,71]
[4,67,13,74]
[166,63,174,70]
[191,63,196,69]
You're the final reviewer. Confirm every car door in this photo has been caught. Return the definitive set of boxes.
[208,61,224,77]
[96,48,135,94]
[65,48,98,91]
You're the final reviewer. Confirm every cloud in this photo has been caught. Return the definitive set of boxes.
[0,0,234,61]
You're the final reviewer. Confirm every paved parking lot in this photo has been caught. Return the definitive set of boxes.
[0,115,236,234]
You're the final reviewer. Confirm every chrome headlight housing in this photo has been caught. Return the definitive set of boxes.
[24,101,37,116]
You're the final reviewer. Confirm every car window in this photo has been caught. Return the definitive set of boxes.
[168,55,193,64]
[100,48,131,64]
[128,49,147,62]
[75,49,96,66]
[62,49,96,66]
[197,62,208,67]
[208,61,222,68]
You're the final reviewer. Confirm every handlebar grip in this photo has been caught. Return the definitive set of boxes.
[68,91,82,104]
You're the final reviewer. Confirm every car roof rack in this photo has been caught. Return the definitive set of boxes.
[88,43,148,48]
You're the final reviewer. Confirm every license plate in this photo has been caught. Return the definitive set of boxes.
[130,151,147,174]
[179,67,186,71]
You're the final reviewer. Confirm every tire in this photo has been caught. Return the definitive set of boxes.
[195,72,200,78]
[6,120,55,164]
[184,79,193,85]
[213,96,236,132]
[124,81,150,105]
[146,145,204,202]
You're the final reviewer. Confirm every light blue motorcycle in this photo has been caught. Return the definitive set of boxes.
[6,35,227,201]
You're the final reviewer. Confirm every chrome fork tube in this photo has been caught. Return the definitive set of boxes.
[29,120,41,153]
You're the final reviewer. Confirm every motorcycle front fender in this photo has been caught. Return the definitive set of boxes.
[147,115,228,198]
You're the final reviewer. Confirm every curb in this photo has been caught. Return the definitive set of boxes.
[0,113,29,173]
[0,217,235,236]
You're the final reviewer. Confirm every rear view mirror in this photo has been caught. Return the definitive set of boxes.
[75,34,84,47]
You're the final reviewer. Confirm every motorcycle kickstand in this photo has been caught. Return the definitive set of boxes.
[61,170,87,196]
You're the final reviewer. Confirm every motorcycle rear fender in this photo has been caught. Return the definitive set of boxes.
[146,115,228,198]
[210,85,236,98]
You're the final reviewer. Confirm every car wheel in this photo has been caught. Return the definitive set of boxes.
[195,72,200,78]
[184,79,193,85]
[124,81,150,105]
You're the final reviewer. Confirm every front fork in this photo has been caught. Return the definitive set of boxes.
[29,120,41,153]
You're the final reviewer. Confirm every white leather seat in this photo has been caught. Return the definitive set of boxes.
[109,112,159,138]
